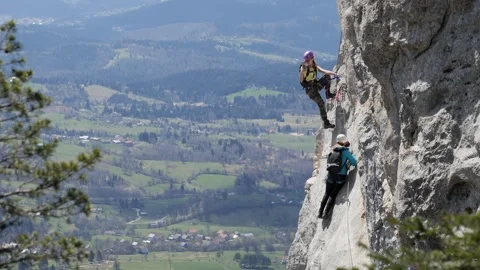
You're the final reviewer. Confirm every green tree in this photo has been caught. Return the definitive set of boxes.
[18,261,31,270]
[113,259,121,270]
[348,213,480,270]
[88,250,95,263]
[38,259,49,270]
[96,250,103,262]
[244,243,250,253]
[265,242,275,252]
[233,252,242,261]
[0,21,101,269]
[216,250,224,261]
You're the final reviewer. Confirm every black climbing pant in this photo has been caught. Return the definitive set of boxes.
[319,174,347,217]
[305,84,329,125]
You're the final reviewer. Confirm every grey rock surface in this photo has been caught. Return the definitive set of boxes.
[288,0,480,269]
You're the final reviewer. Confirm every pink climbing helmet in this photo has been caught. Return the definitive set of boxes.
[303,50,314,61]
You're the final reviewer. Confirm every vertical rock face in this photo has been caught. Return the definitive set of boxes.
[288,1,480,269]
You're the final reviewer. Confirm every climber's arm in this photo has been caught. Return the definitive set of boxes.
[299,66,306,84]
[316,65,338,76]
[344,150,358,167]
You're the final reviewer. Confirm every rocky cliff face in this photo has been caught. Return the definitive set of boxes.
[288,0,480,269]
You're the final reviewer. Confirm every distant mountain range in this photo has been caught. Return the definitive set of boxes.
[1,0,159,19]
[10,0,340,52]
[6,0,341,98]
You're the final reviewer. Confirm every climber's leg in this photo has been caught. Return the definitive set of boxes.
[318,179,335,218]
[306,87,335,129]
[324,175,347,217]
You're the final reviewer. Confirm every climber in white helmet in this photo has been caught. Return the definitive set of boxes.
[318,134,358,219]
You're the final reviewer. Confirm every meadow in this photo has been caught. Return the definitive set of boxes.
[87,251,287,270]
[265,133,315,153]
[227,87,284,102]
[193,174,237,190]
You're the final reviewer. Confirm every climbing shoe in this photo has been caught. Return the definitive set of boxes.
[323,122,335,129]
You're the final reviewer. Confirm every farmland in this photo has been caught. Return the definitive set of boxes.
[33,79,321,270]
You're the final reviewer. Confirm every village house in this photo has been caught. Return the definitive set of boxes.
[124,140,134,147]
[168,234,182,241]
[195,234,204,242]
[216,230,229,240]
[2,242,17,249]
[138,247,149,255]
[104,230,117,236]
[148,233,157,242]
[91,207,103,213]
[213,236,226,245]
[148,220,166,228]
[188,228,198,234]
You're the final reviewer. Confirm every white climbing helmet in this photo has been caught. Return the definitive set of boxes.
[336,134,347,143]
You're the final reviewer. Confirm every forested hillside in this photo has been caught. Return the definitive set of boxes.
[1,0,342,269]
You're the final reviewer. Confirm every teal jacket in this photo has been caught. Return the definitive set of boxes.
[334,146,358,175]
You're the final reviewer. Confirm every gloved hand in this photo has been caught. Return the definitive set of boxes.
[344,141,350,148]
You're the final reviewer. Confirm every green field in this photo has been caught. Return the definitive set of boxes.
[148,220,267,236]
[259,180,281,189]
[238,113,322,130]
[45,112,159,134]
[141,198,190,218]
[102,164,153,188]
[143,160,236,180]
[104,48,131,69]
[85,85,118,101]
[266,133,315,153]
[27,82,48,92]
[238,49,296,64]
[193,174,236,190]
[227,87,284,102]
[110,251,286,270]
[53,143,86,161]
[133,217,270,239]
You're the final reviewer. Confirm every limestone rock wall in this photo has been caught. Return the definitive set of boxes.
[288,1,480,269]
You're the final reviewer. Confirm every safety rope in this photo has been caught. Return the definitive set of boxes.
[334,76,354,269]
[346,178,354,268]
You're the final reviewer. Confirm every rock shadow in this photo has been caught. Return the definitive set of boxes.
[331,105,347,147]
[336,167,358,205]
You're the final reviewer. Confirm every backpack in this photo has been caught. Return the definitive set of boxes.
[326,149,346,174]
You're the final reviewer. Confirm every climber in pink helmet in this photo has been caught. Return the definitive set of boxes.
[299,50,339,129]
